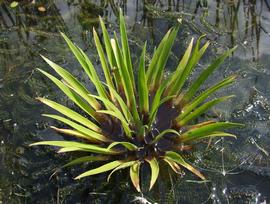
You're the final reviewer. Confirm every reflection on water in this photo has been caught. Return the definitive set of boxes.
[0,0,270,203]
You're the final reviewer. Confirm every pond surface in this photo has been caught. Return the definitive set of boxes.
[1,0,270,203]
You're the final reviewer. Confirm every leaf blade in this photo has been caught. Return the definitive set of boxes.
[145,158,159,190]
[130,162,141,192]
[38,97,100,132]
[165,151,205,180]
[75,160,124,179]
[30,141,118,155]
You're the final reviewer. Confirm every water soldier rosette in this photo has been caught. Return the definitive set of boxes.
[30,10,243,192]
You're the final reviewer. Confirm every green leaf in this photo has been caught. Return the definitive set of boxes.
[60,33,91,77]
[92,28,115,96]
[151,129,180,144]
[38,69,98,120]
[63,156,108,168]
[103,83,133,123]
[75,160,124,179]
[50,126,98,141]
[38,97,100,132]
[165,38,194,95]
[99,16,116,72]
[78,47,109,99]
[198,131,237,139]
[57,147,84,153]
[182,130,237,142]
[90,94,133,138]
[168,36,210,96]
[138,43,149,114]
[164,151,205,180]
[111,37,140,123]
[177,95,235,126]
[180,122,244,142]
[146,29,172,84]
[119,9,135,90]
[99,17,122,91]
[10,1,18,8]
[176,75,236,122]
[107,160,136,181]
[183,46,237,102]
[163,159,182,174]
[42,114,110,142]
[41,55,101,110]
[61,32,109,100]
[145,158,159,190]
[91,94,132,137]
[151,25,179,89]
[148,77,172,126]
[30,141,118,155]
[130,162,141,192]
[107,142,138,151]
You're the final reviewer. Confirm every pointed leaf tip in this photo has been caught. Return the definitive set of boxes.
[146,158,159,190]
[130,162,141,192]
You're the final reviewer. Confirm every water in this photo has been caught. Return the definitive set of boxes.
[1,0,270,203]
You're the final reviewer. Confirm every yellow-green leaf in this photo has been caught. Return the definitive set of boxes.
[75,160,124,179]
[130,162,141,192]
[145,158,159,190]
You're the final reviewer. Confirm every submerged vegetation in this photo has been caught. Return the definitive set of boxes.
[30,10,243,192]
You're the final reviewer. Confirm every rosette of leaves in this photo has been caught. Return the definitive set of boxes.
[30,10,243,192]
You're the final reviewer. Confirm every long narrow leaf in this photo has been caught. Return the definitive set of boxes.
[43,114,110,142]
[146,29,172,83]
[145,158,159,190]
[183,46,237,102]
[50,126,99,141]
[130,162,141,192]
[91,94,132,136]
[104,83,133,123]
[148,77,172,126]
[111,36,140,123]
[77,46,109,99]
[58,147,84,153]
[38,69,98,120]
[75,160,124,179]
[164,151,205,180]
[168,36,210,96]
[30,141,118,154]
[63,156,109,168]
[151,25,179,89]
[38,97,100,132]
[151,129,180,144]
[99,17,123,91]
[119,9,135,89]
[93,28,115,92]
[61,32,109,100]
[138,43,149,114]
[41,55,101,110]
[176,95,234,126]
[176,75,236,121]
[107,160,136,181]
[179,122,244,142]
[165,38,194,95]
[107,142,138,151]
[163,159,182,174]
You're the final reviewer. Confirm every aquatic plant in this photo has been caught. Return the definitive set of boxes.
[30,10,243,192]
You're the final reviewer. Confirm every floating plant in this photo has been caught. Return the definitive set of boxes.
[30,10,243,192]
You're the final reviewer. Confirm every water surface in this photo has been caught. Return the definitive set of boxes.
[1,0,270,203]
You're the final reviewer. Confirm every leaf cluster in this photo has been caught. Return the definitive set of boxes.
[30,10,243,191]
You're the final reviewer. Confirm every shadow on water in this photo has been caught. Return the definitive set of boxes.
[0,0,270,203]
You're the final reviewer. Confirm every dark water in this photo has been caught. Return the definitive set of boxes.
[1,0,270,203]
